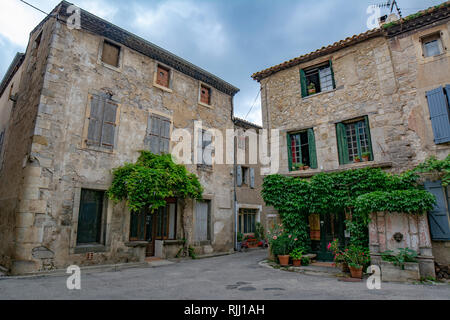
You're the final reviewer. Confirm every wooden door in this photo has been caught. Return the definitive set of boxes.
[314,212,345,261]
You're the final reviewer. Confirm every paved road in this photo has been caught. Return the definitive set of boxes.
[1,250,449,300]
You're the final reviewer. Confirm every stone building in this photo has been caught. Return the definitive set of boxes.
[0,1,241,275]
[252,2,450,273]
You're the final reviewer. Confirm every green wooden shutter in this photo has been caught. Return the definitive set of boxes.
[307,128,318,169]
[364,116,374,161]
[336,123,349,165]
[329,59,336,89]
[300,69,307,98]
[287,133,293,171]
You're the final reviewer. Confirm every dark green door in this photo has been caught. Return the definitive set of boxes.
[77,189,104,245]
[316,212,345,261]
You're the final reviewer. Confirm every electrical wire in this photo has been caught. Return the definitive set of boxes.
[244,87,262,121]
[19,0,49,16]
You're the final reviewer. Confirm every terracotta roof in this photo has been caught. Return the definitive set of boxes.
[252,1,450,82]
[251,28,382,82]
[233,117,262,130]
[0,53,25,98]
[49,1,239,96]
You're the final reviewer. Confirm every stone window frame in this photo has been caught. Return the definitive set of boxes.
[97,38,124,72]
[421,32,445,58]
[70,184,112,254]
[413,26,449,64]
[198,82,214,109]
[152,62,174,93]
[193,195,215,246]
[81,91,122,154]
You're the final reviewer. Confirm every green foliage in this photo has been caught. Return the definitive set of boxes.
[290,247,303,260]
[268,224,303,256]
[343,245,370,268]
[188,246,197,260]
[381,248,418,270]
[415,155,450,187]
[108,151,203,213]
[354,190,436,217]
[301,256,311,266]
[237,232,243,242]
[255,222,265,241]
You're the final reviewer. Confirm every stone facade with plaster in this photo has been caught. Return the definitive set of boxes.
[253,4,450,268]
[0,2,240,275]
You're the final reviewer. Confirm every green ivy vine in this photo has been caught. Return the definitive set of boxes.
[108,151,203,213]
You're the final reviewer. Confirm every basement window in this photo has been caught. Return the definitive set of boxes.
[422,33,444,57]
[300,61,335,97]
[101,40,121,68]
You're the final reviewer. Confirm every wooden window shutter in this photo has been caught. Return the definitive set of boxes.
[287,133,293,171]
[300,69,307,98]
[159,117,171,154]
[200,85,211,105]
[364,116,374,161]
[148,115,161,154]
[250,168,255,189]
[336,123,349,165]
[101,100,118,150]
[87,95,103,146]
[102,41,120,67]
[236,165,243,187]
[329,59,336,89]
[424,181,450,241]
[195,202,209,242]
[307,128,318,169]
[426,87,450,144]
[156,65,170,88]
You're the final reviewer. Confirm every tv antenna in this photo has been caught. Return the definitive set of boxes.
[375,0,402,18]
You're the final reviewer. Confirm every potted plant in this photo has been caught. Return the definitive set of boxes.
[307,83,316,95]
[245,234,259,248]
[290,248,303,267]
[236,232,243,252]
[292,163,304,171]
[343,245,370,279]
[328,239,349,272]
[269,232,292,266]
[354,156,361,163]
[362,152,371,162]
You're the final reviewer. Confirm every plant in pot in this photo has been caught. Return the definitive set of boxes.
[328,239,348,272]
[236,232,243,252]
[269,232,292,266]
[292,163,305,171]
[290,247,303,267]
[343,245,370,279]
[362,152,371,162]
[307,83,316,95]
[354,156,361,163]
[244,234,259,248]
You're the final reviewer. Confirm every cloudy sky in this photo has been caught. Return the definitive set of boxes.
[0,0,444,125]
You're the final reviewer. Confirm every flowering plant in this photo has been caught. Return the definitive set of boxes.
[268,224,297,256]
[327,239,346,265]
[343,245,370,268]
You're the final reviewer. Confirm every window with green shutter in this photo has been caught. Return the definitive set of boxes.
[287,128,318,171]
[300,60,336,98]
[336,116,373,165]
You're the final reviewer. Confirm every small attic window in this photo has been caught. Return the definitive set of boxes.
[101,40,121,67]
[156,65,170,88]
[200,85,211,105]
[422,33,444,57]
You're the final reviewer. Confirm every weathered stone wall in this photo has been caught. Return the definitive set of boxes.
[387,20,450,265]
[260,36,399,176]
[5,17,236,274]
[0,18,57,272]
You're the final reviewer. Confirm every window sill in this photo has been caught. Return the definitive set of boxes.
[198,102,213,109]
[302,88,336,100]
[99,61,122,73]
[80,144,115,155]
[74,244,107,254]
[125,241,148,248]
[286,161,393,178]
[153,82,173,93]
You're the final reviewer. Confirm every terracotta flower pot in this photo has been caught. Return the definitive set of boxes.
[248,241,259,249]
[308,89,316,95]
[278,255,290,266]
[362,156,370,162]
[354,158,361,163]
[349,266,363,279]
[292,259,302,267]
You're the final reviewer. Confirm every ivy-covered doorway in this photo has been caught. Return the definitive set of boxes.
[310,212,346,261]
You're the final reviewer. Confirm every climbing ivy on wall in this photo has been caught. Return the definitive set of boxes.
[262,165,438,249]
[414,154,450,187]
[108,151,203,213]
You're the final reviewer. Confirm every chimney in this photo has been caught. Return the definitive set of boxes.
[378,13,399,27]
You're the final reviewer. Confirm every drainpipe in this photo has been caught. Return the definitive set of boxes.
[232,97,238,251]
